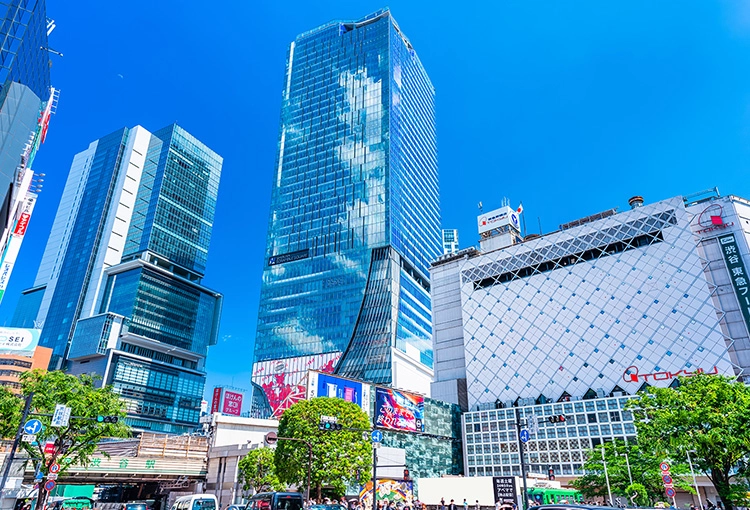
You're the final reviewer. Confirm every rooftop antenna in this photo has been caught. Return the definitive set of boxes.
[538,217,543,235]
[478,201,483,213]
[501,197,510,208]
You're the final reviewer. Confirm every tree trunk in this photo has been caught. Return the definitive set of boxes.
[709,468,734,510]
[36,485,48,510]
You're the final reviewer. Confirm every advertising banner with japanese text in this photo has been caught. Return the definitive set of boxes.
[375,387,424,432]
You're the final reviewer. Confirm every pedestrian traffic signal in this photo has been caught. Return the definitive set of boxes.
[96,415,119,424]
[403,469,410,480]
[548,415,566,423]
[548,468,555,481]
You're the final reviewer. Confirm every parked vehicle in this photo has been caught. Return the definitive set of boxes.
[170,495,218,510]
[247,492,304,510]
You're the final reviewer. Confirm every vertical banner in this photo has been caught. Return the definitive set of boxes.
[718,234,750,334]
[211,387,222,414]
[0,194,36,304]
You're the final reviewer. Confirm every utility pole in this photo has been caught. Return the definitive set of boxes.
[0,393,34,501]
[514,407,529,510]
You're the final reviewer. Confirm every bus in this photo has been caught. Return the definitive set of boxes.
[528,488,583,505]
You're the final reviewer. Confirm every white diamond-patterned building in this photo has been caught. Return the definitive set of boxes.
[430,191,750,478]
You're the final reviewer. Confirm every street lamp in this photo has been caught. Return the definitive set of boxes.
[686,450,704,510]
[601,446,614,506]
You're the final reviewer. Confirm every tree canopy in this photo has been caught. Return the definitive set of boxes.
[627,374,750,510]
[275,397,371,499]
[0,370,130,509]
[238,447,284,494]
[570,439,693,505]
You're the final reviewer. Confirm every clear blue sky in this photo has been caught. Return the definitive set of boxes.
[2,0,750,400]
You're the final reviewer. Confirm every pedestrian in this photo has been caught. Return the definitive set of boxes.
[475,501,480,510]
[463,500,469,510]
[449,500,457,510]
[441,499,446,510]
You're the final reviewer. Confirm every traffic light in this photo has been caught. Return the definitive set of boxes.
[319,415,342,431]
[548,415,566,424]
[97,415,119,424]
[403,469,410,480]
[548,468,555,481]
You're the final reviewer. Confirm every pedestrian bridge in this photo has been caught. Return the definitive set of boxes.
[25,433,208,488]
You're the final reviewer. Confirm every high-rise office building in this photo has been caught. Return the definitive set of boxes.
[0,0,59,302]
[14,124,223,433]
[442,229,459,254]
[252,9,441,417]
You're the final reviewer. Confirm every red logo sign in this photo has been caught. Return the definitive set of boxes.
[13,213,30,236]
[695,204,734,234]
[222,391,243,416]
[623,365,718,383]
[44,442,56,455]
[211,387,222,414]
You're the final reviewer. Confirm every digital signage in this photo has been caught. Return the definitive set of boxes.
[375,387,424,432]
[307,371,370,415]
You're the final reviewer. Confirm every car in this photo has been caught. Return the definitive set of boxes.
[227,506,247,510]
[124,503,152,510]
[310,505,347,510]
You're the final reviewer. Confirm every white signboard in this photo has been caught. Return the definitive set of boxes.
[51,404,71,427]
[0,327,41,355]
[478,206,520,234]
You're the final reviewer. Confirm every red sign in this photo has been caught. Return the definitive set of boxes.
[222,391,243,416]
[211,387,222,414]
[13,213,30,236]
[623,365,718,383]
[694,204,734,234]
[44,442,55,455]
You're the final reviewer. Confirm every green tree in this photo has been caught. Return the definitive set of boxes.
[571,439,693,504]
[0,385,23,438]
[627,374,750,510]
[275,397,371,499]
[0,370,130,510]
[238,447,284,494]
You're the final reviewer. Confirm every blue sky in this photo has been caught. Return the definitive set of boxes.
[2,0,750,400]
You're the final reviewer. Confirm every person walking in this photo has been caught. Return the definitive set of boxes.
[449,500,457,510]
[440,499,446,510]
[463,500,469,510]
[475,501,480,510]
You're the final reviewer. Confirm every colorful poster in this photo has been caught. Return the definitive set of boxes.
[359,480,413,510]
[375,388,424,432]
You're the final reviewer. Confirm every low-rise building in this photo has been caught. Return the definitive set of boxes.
[0,327,51,392]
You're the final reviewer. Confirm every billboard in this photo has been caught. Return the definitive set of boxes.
[477,206,520,235]
[375,387,424,432]
[492,476,518,504]
[222,390,243,416]
[0,192,37,304]
[307,371,371,414]
[252,352,341,418]
[0,327,41,356]
[210,387,245,416]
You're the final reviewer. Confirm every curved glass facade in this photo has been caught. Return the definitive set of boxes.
[253,9,441,415]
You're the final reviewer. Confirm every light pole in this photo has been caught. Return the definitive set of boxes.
[687,450,704,510]
[619,450,633,487]
[601,445,614,506]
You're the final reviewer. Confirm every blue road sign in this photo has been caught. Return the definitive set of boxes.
[24,419,43,435]
[44,480,56,492]
[520,429,530,443]
[371,430,384,443]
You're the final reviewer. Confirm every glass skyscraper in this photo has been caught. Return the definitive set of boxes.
[14,124,223,433]
[252,9,441,417]
[0,0,58,300]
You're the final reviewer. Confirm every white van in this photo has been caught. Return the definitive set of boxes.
[171,495,218,510]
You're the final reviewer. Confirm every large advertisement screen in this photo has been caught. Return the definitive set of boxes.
[307,371,370,414]
[375,387,424,432]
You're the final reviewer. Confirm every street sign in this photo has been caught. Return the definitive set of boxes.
[665,488,676,498]
[44,442,56,455]
[660,462,670,472]
[519,429,530,443]
[264,432,278,445]
[371,430,383,443]
[47,474,58,481]
[44,480,56,492]
[662,474,673,485]
[22,434,36,443]
[373,442,381,449]
[528,414,539,436]
[24,419,43,435]
[51,404,71,427]
[49,463,61,474]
